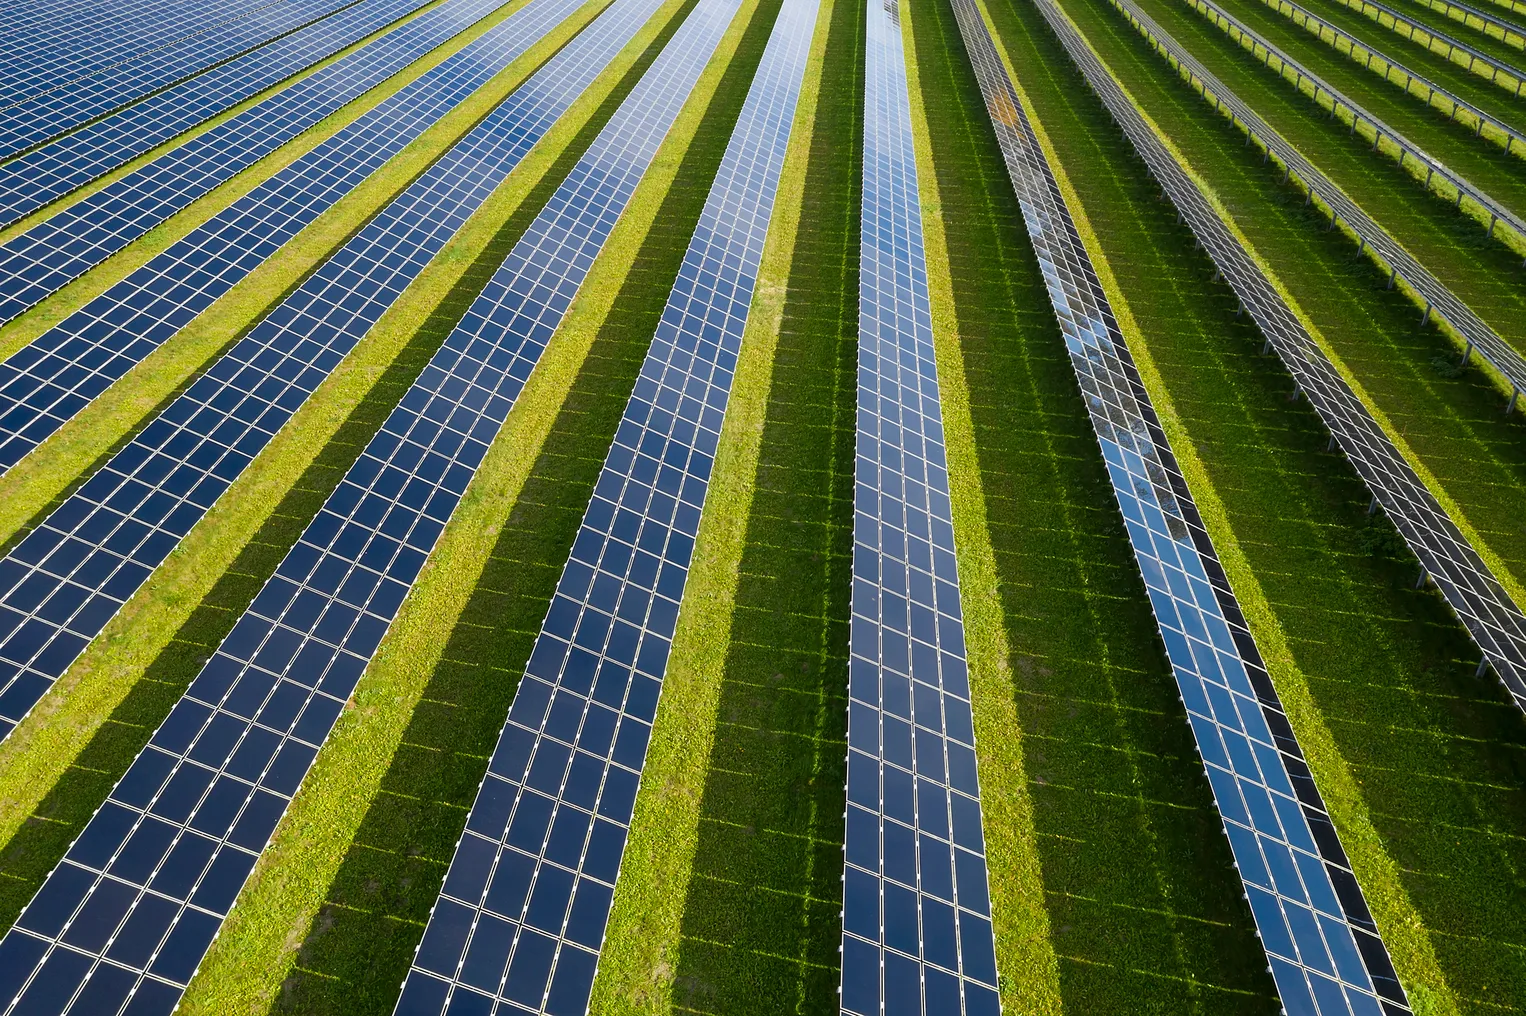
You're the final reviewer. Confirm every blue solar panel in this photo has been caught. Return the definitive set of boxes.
[0,0,436,226]
[945,2,1412,1013]
[0,0,365,160]
[0,0,652,750]
[0,0,585,477]
[393,1,821,1013]
[0,0,280,104]
[838,1,1001,1015]
[0,0,519,326]
[0,0,766,1007]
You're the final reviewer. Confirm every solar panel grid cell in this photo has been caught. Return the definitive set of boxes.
[0,0,519,326]
[394,0,820,1011]
[0,0,635,746]
[0,0,438,225]
[0,0,590,478]
[0,0,683,1010]
[838,1,1000,1013]
[0,0,370,161]
[1041,0,1526,712]
[946,1,1412,1012]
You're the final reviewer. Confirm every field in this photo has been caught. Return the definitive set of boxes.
[0,0,1523,1012]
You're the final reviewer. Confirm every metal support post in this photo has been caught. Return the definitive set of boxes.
[1422,304,1432,327]
[1367,495,1379,516]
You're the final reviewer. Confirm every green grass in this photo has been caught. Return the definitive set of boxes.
[654,0,858,1011]
[909,0,1282,1012]
[995,0,1526,1008]
[1053,0,1526,605]
[1387,0,1526,57]
[1116,0,1526,344]
[177,0,790,1009]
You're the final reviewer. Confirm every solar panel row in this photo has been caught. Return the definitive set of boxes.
[0,0,367,162]
[0,0,437,227]
[395,1,827,1012]
[1130,0,1526,397]
[1045,0,1526,727]
[0,0,642,747]
[0,0,588,477]
[1179,0,1526,222]
[0,0,520,326]
[0,0,694,1008]
[1329,0,1526,93]
[0,0,279,105]
[947,2,1412,1012]
[839,2,1001,1014]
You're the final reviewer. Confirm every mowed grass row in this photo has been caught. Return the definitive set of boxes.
[1345,0,1526,76]
[910,0,1280,1012]
[1118,0,1526,349]
[177,0,794,1009]
[1049,0,1526,608]
[993,0,1526,1009]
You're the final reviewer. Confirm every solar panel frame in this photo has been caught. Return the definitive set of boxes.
[837,1,1002,1014]
[0,0,589,478]
[1078,0,1526,707]
[1321,0,1526,95]
[393,0,822,1012]
[946,1,1413,1011]
[0,0,438,226]
[0,0,522,326]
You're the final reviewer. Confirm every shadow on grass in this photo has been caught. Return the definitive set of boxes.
[667,0,861,1010]
[990,0,1526,1008]
[0,0,667,940]
[913,0,1285,1011]
[267,3,791,1010]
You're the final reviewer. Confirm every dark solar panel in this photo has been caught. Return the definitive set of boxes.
[0,0,436,225]
[0,0,586,477]
[1124,0,1526,399]
[0,0,684,1009]
[0,0,647,748]
[0,0,519,325]
[1081,0,1526,711]
[1316,0,1526,96]
[0,0,367,160]
[948,2,1413,1012]
[837,2,1001,1014]
[394,1,820,1012]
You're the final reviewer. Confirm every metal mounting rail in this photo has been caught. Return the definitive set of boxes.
[1233,0,1526,152]
[1110,0,1526,401]
[1035,0,1526,709]
[1414,0,1526,44]
[1321,0,1525,94]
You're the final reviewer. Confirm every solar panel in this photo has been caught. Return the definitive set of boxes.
[947,2,1413,1012]
[0,0,659,750]
[393,2,822,1013]
[0,0,517,326]
[0,0,282,104]
[838,2,1001,1015]
[0,0,697,1010]
[1323,0,1526,95]
[1082,0,1526,707]
[0,0,366,160]
[0,0,586,478]
[0,0,436,226]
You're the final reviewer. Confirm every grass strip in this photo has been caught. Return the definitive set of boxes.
[997,0,1526,1007]
[1055,0,1526,611]
[902,5,1068,1014]
[178,0,788,1009]
[586,0,832,1012]
[914,1,1287,1012]
[0,0,606,560]
[0,0,616,878]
